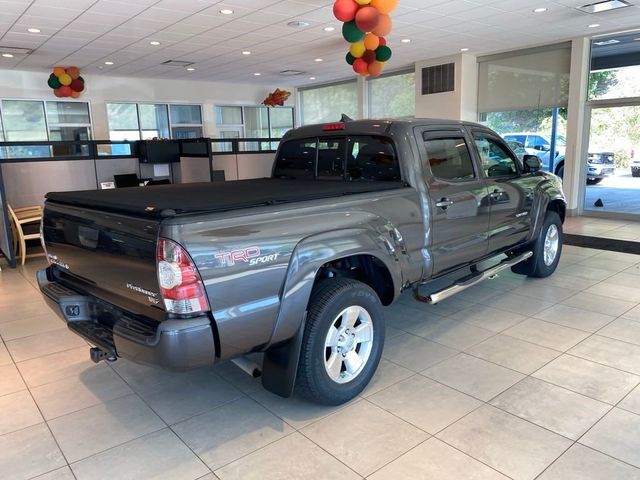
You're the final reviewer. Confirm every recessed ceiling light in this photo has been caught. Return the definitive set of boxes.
[314,58,323,62]
[287,20,310,28]
[323,26,335,32]
[460,48,469,52]
[533,7,547,13]
[254,72,261,76]
[150,40,160,45]
[588,23,601,28]
[220,9,233,15]
[27,28,41,33]
[401,38,411,43]
[2,53,13,58]
[309,76,316,80]
[242,50,251,55]
[104,61,114,65]
[186,67,195,71]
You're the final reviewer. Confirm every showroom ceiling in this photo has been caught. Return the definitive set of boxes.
[0,0,639,85]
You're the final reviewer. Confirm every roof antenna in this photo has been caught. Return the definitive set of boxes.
[340,113,353,122]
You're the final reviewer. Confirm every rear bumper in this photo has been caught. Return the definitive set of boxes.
[37,267,216,370]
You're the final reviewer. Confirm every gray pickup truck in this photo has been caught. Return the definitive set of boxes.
[38,119,566,405]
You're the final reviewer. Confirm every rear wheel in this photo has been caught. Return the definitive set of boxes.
[511,210,563,278]
[296,278,385,405]
[587,178,603,185]
[555,163,564,179]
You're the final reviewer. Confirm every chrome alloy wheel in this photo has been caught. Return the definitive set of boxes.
[323,305,374,384]
[543,224,559,266]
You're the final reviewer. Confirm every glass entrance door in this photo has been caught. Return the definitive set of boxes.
[584,103,640,215]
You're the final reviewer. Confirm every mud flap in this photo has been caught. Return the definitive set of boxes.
[261,316,306,398]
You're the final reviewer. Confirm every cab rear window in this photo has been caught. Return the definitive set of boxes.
[273,136,401,182]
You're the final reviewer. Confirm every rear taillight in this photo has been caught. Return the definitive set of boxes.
[157,238,209,315]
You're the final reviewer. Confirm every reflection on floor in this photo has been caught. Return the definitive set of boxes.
[565,216,640,241]
[1,250,640,480]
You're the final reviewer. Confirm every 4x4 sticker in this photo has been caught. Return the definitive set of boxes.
[215,246,279,267]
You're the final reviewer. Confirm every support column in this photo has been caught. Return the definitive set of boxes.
[563,37,591,215]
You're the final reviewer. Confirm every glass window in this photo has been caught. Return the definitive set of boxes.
[139,104,169,139]
[348,136,400,181]
[45,101,90,124]
[1,100,48,141]
[216,106,243,125]
[273,139,316,179]
[171,126,203,139]
[424,137,475,181]
[474,134,518,177]
[300,82,358,125]
[269,107,294,138]
[169,104,202,125]
[317,138,346,180]
[368,71,415,118]
[106,103,140,141]
[244,106,269,138]
[589,32,640,101]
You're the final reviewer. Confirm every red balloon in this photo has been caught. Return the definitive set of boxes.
[70,78,84,92]
[355,6,379,32]
[53,87,64,97]
[333,0,358,22]
[378,36,387,46]
[353,58,368,74]
[362,50,376,64]
[59,85,72,97]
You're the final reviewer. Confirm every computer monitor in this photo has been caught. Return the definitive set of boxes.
[113,173,140,188]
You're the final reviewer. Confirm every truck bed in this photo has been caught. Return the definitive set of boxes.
[46,178,406,217]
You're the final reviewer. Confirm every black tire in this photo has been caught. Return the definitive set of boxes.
[511,211,563,278]
[632,169,640,178]
[295,278,385,405]
[587,178,603,185]
[555,163,564,179]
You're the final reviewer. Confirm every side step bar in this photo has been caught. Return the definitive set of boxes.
[413,251,533,305]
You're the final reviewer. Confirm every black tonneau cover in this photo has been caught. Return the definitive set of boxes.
[45,179,406,217]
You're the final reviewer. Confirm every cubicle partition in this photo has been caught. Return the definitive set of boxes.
[0,137,281,267]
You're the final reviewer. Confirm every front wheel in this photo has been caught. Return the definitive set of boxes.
[511,211,563,278]
[295,278,385,405]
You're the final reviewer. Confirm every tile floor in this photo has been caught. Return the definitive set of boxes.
[2,246,640,480]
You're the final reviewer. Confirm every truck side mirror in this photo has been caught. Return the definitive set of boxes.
[523,155,541,172]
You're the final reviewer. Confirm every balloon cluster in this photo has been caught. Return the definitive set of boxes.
[333,0,397,77]
[47,66,85,98]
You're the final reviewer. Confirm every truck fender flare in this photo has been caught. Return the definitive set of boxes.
[260,227,401,398]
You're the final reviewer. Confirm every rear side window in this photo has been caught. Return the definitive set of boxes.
[347,136,400,182]
[274,135,401,182]
[424,137,475,181]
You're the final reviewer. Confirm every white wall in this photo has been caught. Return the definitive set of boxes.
[415,53,478,121]
[0,69,295,139]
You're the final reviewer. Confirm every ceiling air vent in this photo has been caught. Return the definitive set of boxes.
[280,70,305,76]
[161,60,194,67]
[577,0,631,13]
[0,46,32,56]
[421,63,455,95]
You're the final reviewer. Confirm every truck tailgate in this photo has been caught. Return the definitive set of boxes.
[42,201,165,321]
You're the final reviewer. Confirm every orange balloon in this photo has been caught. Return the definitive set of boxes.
[372,14,392,36]
[371,0,398,14]
[53,66,65,76]
[66,66,80,79]
[70,90,80,98]
[364,32,379,50]
[368,60,384,77]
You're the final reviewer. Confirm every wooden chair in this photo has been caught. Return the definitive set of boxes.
[7,205,43,266]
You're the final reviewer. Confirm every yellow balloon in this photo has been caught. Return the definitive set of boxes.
[364,32,379,50]
[58,73,72,86]
[370,0,398,14]
[355,0,371,4]
[350,41,366,58]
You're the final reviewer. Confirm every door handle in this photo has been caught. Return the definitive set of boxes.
[435,199,454,209]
